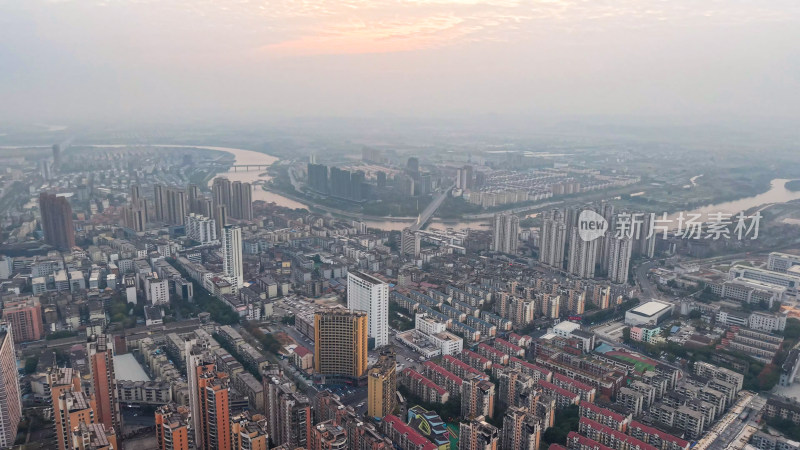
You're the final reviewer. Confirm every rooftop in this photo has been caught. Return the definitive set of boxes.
[629,301,671,317]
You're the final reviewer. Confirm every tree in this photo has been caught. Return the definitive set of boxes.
[541,405,580,447]
[622,327,631,343]
[784,318,800,340]
[24,357,39,375]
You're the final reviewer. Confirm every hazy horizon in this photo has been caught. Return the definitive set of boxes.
[2,0,799,126]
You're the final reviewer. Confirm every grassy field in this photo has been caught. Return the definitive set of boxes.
[609,352,655,373]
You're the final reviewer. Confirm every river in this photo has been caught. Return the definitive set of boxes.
[670,178,800,221]
[122,144,490,231]
[91,144,800,231]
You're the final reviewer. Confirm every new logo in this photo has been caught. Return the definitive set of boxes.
[578,210,608,242]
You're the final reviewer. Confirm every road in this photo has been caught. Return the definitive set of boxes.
[694,392,760,450]
[410,185,453,231]
[633,260,667,302]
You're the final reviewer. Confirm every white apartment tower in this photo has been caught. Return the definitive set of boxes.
[607,234,633,284]
[186,213,218,245]
[400,228,421,258]
[492,213,520,255]
[567,226,598,279]
[223,225,244,291]
[539,209,567,269]
[347,271,388,348]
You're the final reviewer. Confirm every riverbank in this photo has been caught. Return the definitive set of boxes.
[83,144,800,232]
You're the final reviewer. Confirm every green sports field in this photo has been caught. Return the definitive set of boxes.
[610,353,655,373]
[447,423,459,449]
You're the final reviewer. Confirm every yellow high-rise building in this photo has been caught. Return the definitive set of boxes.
[367,349,397,418]
[314,309,368,381]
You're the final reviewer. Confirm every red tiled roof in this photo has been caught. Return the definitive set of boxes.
[509,357,552,376]
[579,418,659,450]
[495,338,523,352]
[443,355,484,376]
[538,379,580,400]
[478,343,508,358]
[384,415,438,450]
[629,420,690,448]
[509,332,528,343]
[293,345,311,357]
[402,369,447,396]
[579,401,626,423]
[554,372,595,393]
[461,349,490,365]
[566,432,614,450]
[423,361,463,385]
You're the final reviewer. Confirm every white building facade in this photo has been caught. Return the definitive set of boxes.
[222,225,243,292]
[347,271,388,348]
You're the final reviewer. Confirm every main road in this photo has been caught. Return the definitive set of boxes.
[410,185,453,231]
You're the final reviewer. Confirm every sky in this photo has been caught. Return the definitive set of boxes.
[1,0,799,126]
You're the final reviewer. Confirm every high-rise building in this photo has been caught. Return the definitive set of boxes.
[87,335,121,435]
[214,204,228,238]
[367,350,397,419]
[314,310,368,380]
[308,163,329,194]
[49,367,96,450]
[155,403,190,450]
[211,177,252,220]
[492,214,519,254]
[153,184,167,222]
[501,407,540,450]
[39,192,75,250]
[0,325,21,448]
[567,226,598,279]
[329,167,350,199]
[458,418,499,450]
[166,188,187,225]
[350,170,366,202]
[187,183,200,204]
[598,203,616,271]
[406,157,420,176]
[1,297,43,343]
[223,225,243,291]
[456,165,474,190]
[607,235,633,284]
[400,228,420,258]
[539,209,566,269]
[199,370,231,450]
[124,185,149,232]
[186,213,218,244]
[231,181,253,220]
[637,213,656,258]
[461,375,496,420]
[186,343,215,449]
[231,411,269,450]
[263,373,312,448]
[213,177,233,212]
[347,271,389,348]
[186,347,231,450]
